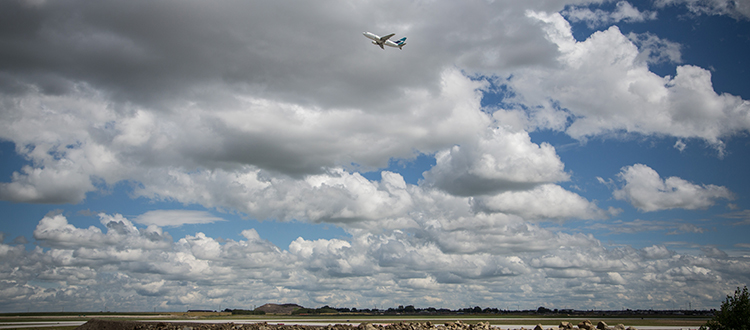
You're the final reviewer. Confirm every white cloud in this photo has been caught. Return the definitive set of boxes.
[611,164,734,212]
[674,139,687,151]
[131,167,419,227]
[627,32,683,65]
[134,210,226,227]
[471,184,608,220]
[422,127,569,196]
[655,0,750,20]
[563,1,657,28]
[509,11,750,150]
[0,164,94,204]
[1,1,747,211]
[0,0,749,314]
[1,213,749,311]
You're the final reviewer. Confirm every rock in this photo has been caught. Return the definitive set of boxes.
[474,322,491,330]
[577,321,592,330]
[626,327,638,330]
[596,321,607,330]
[534,324,544,330]
[614,324,625,330]
[559,322,572,329]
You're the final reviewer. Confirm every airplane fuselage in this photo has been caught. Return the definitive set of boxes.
[363,32,406,50]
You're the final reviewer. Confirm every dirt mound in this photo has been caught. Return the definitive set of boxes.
[255,303,305,314]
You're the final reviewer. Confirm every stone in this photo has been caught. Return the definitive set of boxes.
[596,321,607,330]
[534,324,544,330]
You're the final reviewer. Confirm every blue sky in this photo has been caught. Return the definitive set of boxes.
[1,0,749,313]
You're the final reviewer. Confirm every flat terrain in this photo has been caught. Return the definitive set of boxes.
[0,313,712,330]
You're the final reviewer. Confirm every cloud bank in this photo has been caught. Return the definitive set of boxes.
[2,211,747,312]
[0,0,749,312]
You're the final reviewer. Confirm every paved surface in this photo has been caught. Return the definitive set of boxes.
[0,321,86,329]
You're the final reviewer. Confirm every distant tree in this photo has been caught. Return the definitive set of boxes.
[701,286,750,330]
[537,306,552,314]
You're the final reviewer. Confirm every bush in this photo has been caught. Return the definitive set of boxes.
[702,286,750,330]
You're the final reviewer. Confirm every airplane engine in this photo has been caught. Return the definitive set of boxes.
[372,41,378,45]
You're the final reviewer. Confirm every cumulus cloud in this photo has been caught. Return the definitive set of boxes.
[0,164,95,204]
[610,164,734,212]
[422,127,569,196]
[134,210,226,227]
[132,167,418,227]
[471,184,608,220]
[1,0,747,210]
[1,0,749,313]
[3,213,748,311]
[507,11,750,151]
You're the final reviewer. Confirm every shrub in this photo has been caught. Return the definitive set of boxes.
[701,286,750,330]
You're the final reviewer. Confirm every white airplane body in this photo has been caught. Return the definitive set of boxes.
[363,32,407,50]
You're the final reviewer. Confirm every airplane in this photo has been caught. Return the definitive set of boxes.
[363,32,407,50]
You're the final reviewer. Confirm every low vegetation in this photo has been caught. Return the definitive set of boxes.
[701,286,750,330]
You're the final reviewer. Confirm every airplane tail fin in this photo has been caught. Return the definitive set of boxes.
[396,37,407,49]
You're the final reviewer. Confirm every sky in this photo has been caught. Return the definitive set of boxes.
[0,0,749,313]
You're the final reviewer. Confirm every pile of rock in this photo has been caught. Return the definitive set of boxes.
[358,321,493,330]
[75,319,641,330]
[558,320,636,330]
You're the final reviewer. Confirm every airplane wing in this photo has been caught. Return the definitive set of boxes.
[379,33,396,42]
